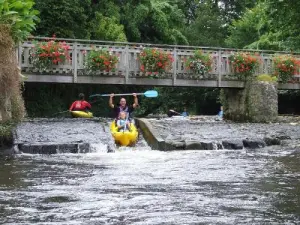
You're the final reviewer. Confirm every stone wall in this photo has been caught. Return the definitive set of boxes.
[221,81,278,123]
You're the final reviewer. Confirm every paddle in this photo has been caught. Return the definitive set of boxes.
[89,90,158,98]
[51,110,70,116]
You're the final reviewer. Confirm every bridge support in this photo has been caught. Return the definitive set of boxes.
[220,81,278,122]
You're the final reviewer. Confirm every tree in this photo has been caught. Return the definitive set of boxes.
[265,0,300,50]
[0,0,39,121]
[90,12,127,42]
[120,0,188,44]
[0,0,39,42]
[33,0,91,39]
[184,1,226,47]
[225,2,271,49]
[226,0,300,51]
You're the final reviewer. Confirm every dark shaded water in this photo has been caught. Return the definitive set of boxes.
[1,147,300,224]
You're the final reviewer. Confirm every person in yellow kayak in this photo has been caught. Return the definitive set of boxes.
[109,93,138,122]
[69,93,92,113]
[116,111,131,132]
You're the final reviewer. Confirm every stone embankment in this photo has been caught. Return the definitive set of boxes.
[137,116,300,151]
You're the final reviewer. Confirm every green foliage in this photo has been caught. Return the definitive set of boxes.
[226,2,269,49]
[185,50,212,76]
[90,12,127,42]
[31,38,71,70]
[33,0,91,39]
[273,55,299,83]
[226,0,300,51]
[134,87,220,116]
[184,2,226,47]
[229,52,260,80]
[85,48,119,72]
[121,0,188,44]
[139,48,173,75]
[256,74,277,83]
[0,122,14,139]
[0,0,39,42]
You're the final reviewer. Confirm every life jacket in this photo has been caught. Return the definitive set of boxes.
[74,101,83,109]
[119,106,129,117]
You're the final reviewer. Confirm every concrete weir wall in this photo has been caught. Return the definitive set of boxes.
[136,117,299,151]
[13,118,115,154]
[221,81,278,122]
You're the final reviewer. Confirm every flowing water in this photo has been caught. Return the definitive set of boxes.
[1,146,300,225]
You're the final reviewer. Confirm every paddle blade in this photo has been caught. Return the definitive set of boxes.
[144,90,158,98]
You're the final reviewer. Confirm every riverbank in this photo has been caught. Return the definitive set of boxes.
[0,122,15,157]
[137,115,300,151]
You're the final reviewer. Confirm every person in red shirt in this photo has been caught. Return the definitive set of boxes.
[69,93,91,112]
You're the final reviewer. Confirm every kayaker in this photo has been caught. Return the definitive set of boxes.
[69,93,92,113]
[167,109,181,117]
[215,106,224,121]
[109,93,138,121]
[181,107,189,117]
[116,111,131,132]
[167,107,189,117]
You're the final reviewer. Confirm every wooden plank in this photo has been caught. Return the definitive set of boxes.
[25,74,73,83]
[278,83,300,90]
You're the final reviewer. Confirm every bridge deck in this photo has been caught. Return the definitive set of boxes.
[19,37,300,89]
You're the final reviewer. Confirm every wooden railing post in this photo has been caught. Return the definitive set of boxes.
[73,42,78,83]
[18,43,22,69]
[217,50,222,87]
[172,47,177,85]
[125,45,129,84]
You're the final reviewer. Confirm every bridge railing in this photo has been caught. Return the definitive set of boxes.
[18,37,300,84]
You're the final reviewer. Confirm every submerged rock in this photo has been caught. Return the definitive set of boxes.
[222,140,244,150]
[264,137,281,146]
[243,139,266,149]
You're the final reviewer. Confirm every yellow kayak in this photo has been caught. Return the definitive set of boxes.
[70,111,93,118]
[110,121,138,146]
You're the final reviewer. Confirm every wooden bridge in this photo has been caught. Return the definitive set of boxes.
[18,37,300,89]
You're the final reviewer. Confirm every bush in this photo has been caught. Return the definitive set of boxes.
[256,74,277,82]
[85,48,119,72]
[185,50,212,77]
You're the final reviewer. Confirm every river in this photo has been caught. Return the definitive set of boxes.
[1,145,300,224]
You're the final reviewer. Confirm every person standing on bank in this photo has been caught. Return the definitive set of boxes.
[109,93,138,121]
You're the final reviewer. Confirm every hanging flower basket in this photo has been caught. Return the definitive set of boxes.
[185,50,212,78]
[273,54,300,83]
[229,52,260,80]
[139,48,173,77]
[30,38,71,71]
[85,48,119,72]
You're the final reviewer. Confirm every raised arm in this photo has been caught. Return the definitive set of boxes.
[132,93,138,108]
[109,93,115,108]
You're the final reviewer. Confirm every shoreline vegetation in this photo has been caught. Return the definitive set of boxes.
[0,122,14,156]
